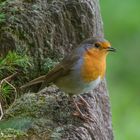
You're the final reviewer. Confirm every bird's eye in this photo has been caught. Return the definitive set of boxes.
[95,43,100,48]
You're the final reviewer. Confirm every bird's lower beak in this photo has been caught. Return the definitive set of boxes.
[107,47,116,52]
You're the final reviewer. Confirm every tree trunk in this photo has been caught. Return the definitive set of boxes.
[0,0,113,139]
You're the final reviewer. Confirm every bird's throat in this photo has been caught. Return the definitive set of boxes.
[81,51,106,82]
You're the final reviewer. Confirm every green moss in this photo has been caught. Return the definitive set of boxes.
[0,51,32,108]
[0,51,31,76]
[41,57,58,73]
[0,128,27,139]
[0,1,6,7]
[0,117,32,130]
[0,13,6,23]
[50,127,64,140]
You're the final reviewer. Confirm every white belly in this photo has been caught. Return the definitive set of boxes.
[82,76,101,92]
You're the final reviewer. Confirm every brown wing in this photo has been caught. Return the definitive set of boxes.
[20,52,80,89]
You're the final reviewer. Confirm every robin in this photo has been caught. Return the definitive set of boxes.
[20,37,116,121]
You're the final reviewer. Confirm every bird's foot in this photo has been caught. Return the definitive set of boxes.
[78,95,90,107]
[72,97,94,122]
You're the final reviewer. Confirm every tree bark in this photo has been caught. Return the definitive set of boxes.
[0,0,113,139]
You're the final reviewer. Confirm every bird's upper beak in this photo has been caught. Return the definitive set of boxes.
[107,47,116,52]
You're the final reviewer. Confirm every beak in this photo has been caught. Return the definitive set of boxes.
[107,47,116,52]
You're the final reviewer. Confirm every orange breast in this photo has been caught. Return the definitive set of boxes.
[81,48,106,82]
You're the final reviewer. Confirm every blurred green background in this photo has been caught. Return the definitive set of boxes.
[100,0,140,139]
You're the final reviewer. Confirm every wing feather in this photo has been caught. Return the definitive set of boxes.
[20,52,80,89]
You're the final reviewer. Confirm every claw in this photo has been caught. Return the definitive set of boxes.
[79,95,90,107]
[72,97,94,122]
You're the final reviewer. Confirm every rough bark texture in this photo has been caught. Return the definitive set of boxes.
[0,0,113,139]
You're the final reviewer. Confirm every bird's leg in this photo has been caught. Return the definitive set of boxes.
[78,95,90,107]
[72,97,84,116]
[72,96,94,122]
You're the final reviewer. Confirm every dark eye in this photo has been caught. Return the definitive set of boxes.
[95,43,100,48]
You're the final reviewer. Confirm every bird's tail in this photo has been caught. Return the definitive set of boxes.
[20,75,46,89]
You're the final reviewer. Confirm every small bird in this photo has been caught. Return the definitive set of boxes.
[21,37,116,121]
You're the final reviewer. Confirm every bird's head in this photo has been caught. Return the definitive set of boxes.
[81,37,116,59]
[79,37,116,82]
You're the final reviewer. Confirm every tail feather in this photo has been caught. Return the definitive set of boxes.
[20,75,46,89]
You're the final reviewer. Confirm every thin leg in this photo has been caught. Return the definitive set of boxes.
[79,95,90,107]
[72,97,94,122]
